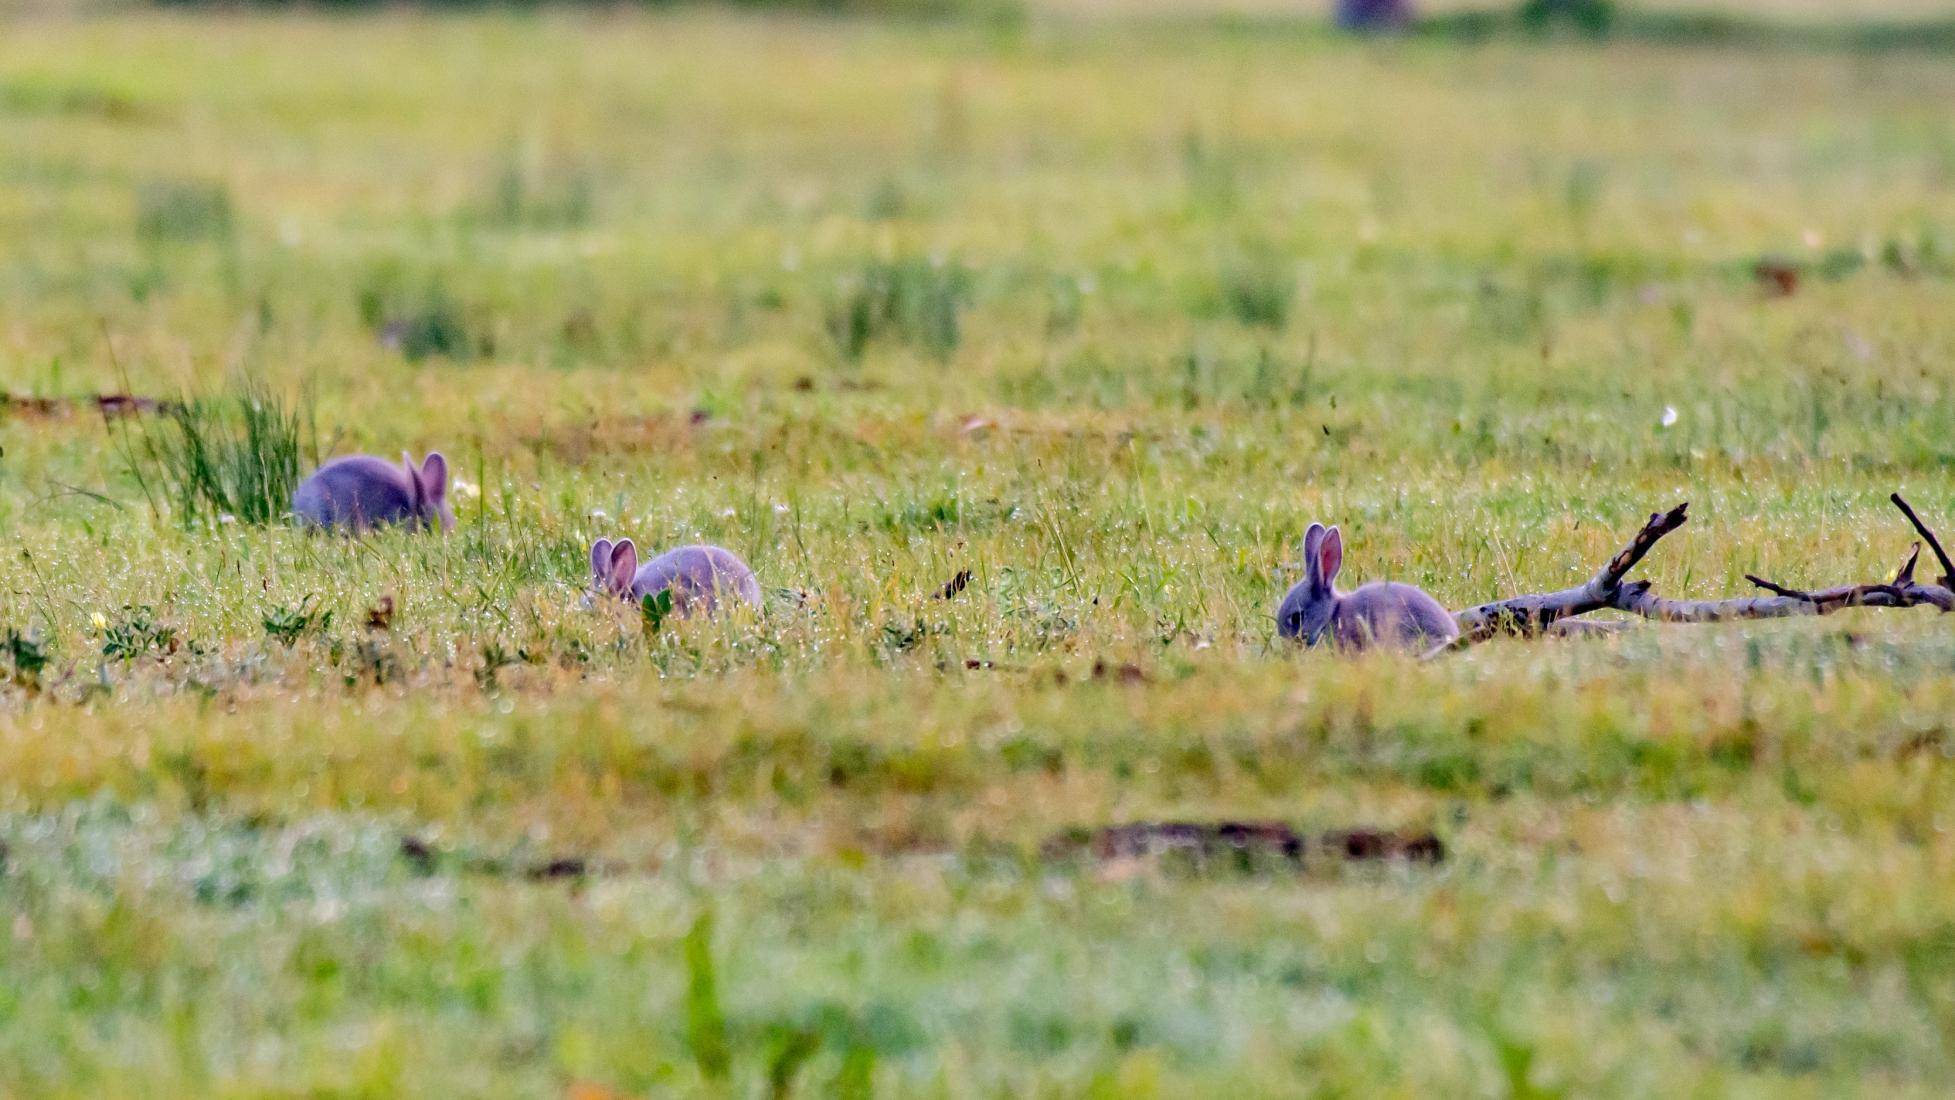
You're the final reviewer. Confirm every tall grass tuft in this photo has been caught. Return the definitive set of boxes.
[121,380,315,528]
[135,178,234,243]
[464,146,596,231]
[1520,0,1617,36]
[1219,254,1295,329]
[358,271,483,361]
[824,256,968,361]
[683,908,732,1081]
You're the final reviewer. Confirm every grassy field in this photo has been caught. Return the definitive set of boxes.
[4,7,1955,1097]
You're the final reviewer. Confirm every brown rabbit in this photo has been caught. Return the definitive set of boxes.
[1276,523,1458,651]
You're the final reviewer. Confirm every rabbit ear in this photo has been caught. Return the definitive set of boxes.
[401,452,426,511]
[419,452,448,507]
[1318,526,1344,586]
[608,538,638,594]
[589,539,614,585]
[1302,523,1327,582]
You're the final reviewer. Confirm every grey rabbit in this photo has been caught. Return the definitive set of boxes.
[292,452,453,533]
[1276,522,1458,651]
[589,537,761,616]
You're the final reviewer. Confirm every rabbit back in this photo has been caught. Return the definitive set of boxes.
[632,545,762,614]
[1331,582,1459,651]
[292,455,418,531]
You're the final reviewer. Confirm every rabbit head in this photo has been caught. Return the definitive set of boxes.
[589,537,640,601]
[403,451,454,532]
[1276,522,1343,644]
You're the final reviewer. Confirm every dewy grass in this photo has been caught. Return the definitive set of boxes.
[0,8,1954,1097]
[123,380,315,528]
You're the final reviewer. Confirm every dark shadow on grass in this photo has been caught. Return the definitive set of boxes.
[1411,9,1955,53]
[1190,9,1955,55]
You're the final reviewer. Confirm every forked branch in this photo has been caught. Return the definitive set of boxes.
[1729,539,1953,616]
[1451,503,1689,644]
[1448,494,1954,649]
[1891,493,1955,590]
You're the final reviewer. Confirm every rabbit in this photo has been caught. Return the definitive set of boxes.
[1334,0,1412,31]
[292,452,453,533]
[588,537,761,617]
[1276,522,1458,651]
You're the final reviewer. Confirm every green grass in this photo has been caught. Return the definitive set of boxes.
[3,7,1955,1097]
[117,379,316,527]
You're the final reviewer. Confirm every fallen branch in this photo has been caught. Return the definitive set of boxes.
[1726,541,1954,616]
[1452,503,1689,643]
[1891,493,1955,590]
[1449,495,1954,648]
[1610,584,1823,622]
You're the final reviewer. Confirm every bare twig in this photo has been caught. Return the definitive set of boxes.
[1742,573,1818,601]
[1614,579,1953,621]
[1891,493,1955,590]
[1609,586,1821,622]
[1730,543,1953,615]
[1451,503,1689,644]
[1446,496,1954,650]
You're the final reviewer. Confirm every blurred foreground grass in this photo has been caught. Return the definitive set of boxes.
[3,9,1955,1097]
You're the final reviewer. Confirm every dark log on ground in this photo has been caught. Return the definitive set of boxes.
[1047,821,1305,864]
[1042,821,1444,868]
[1,393,178,419]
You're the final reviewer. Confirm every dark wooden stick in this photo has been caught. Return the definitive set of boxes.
[1742,574,1817,601]
[1891,494,1955,590]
